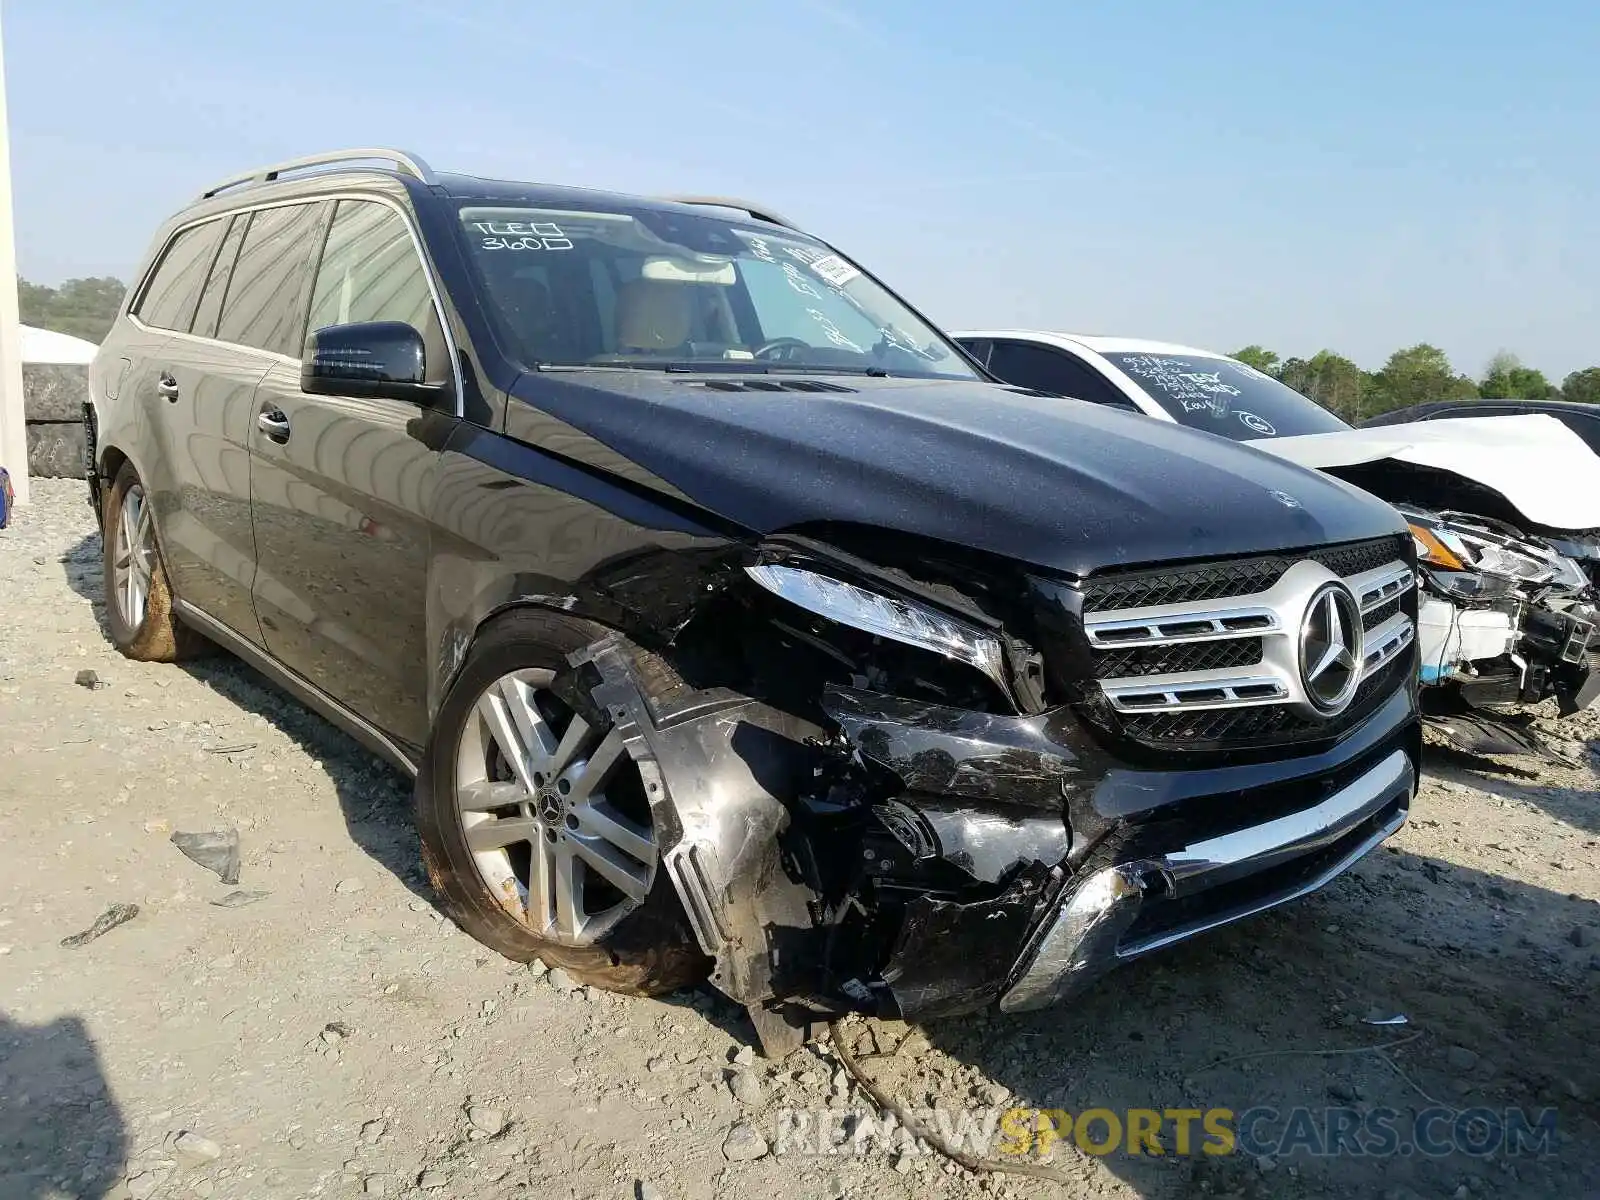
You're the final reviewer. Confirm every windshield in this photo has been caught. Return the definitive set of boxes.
[456,203,977,379]
[1103,352,1351,439]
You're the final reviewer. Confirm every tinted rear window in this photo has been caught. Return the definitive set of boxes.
[190,214,248,339]
[136,220,225,331]
[216,202,328,356]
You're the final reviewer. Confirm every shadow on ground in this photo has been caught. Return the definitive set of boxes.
[1422,742,1600,838]
[0,1013,128,1200]
[910,848,1600,1199]
[60,532,432,907]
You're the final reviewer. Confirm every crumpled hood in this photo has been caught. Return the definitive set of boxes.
[1250,414,1600,531]
[504,372,1405,575]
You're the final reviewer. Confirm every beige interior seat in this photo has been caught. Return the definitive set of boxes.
[614,280,694,352]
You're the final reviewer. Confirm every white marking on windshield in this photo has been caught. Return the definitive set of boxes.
[467,219,574,251]
[1238,411,1276,436]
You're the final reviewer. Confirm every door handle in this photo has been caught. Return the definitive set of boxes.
[257,409,291,442]
[157,374,179,401]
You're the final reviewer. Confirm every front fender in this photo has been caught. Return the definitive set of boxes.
[424,423,749,719]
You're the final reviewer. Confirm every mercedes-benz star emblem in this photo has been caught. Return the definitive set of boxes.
[1299,583,1363,715]
[537,791,565,823]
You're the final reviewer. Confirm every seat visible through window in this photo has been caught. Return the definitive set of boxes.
[614,280,694,354]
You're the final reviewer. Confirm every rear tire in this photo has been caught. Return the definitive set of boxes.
[102,461,206,662]
[415,608,709,995]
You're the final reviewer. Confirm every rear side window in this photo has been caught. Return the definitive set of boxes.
[135,220,225,331]
[308,200,445,379]
[217,202,327,356]
[1035,351,1141,410]
[954,337,992,368]
[986,340,1076,393]
[190,214,248,338]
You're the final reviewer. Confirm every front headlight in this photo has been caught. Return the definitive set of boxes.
[1406,513,1563,586]
[745,563,1008,691]
[1408,521,1469,570]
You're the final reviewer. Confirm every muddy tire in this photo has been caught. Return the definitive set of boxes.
[415,608,709,995]
[102,461,206,662]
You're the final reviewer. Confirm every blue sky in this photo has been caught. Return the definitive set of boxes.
[9,0,1598,378]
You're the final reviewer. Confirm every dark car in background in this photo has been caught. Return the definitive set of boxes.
[88,149,1419,1053]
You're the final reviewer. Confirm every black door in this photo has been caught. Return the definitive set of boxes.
[247,198,456,747]
[123,215,274,644]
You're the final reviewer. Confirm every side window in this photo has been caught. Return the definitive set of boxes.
[217,202,328,356]
[1045,352,1141,410]
[135,220,225,331]
[954,337,991,368]
[986,340,1077,394]
[309,200,447,381]
[189,214,248,338]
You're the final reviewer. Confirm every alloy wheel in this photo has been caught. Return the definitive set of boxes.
[454,668,658,945]
[112,483,156,631]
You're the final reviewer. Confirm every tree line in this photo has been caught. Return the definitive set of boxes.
[14,275,1600,420]
[18,276,128,343]
[1231,343,1600,420]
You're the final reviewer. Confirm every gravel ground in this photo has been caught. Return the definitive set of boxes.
[2,477,1598,1200]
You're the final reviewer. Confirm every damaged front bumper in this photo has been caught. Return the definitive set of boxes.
[575,632,1419,1036]
[848,681,1418,1020]
[1000,747,1411,1011]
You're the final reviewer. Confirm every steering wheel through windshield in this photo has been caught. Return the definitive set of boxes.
[752,337,815,363]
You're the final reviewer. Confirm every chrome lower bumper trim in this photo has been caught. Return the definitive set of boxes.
[998,749,1414,1013]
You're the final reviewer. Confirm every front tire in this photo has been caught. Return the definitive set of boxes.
[415,608,708,994]
[102,462,205,662]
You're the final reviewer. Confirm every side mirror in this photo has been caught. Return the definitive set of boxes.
[301,321,444,403]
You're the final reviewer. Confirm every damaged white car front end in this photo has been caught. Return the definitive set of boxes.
[1402,507,1600,722]
[951,331,1600,741]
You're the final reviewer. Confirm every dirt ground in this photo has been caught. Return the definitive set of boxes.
[2,477,1597,1200]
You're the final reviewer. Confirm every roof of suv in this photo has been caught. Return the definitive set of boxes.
[189,148,801,233]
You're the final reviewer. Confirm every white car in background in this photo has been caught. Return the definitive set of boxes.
[954,330,1600,752]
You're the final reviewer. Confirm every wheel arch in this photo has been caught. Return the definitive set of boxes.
[429,592,631,727]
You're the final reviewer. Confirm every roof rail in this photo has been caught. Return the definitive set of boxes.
[661,195,798,231]
[199,148,437,200]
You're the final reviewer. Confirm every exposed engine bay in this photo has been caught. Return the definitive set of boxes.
[1251,416,1600,746]
[1359,491,1600,754]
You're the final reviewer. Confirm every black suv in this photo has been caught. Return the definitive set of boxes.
[90,148,1420,1051]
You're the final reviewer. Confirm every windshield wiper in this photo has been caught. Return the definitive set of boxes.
[534,361,706,373]
[535,361,899,378]
[760,363,892,378]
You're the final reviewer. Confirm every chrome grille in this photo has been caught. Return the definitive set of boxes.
[1364,598,1401,629]
[1117,658,1410,746]
[1082,542,1416,749]
[1095,638,1264,679]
